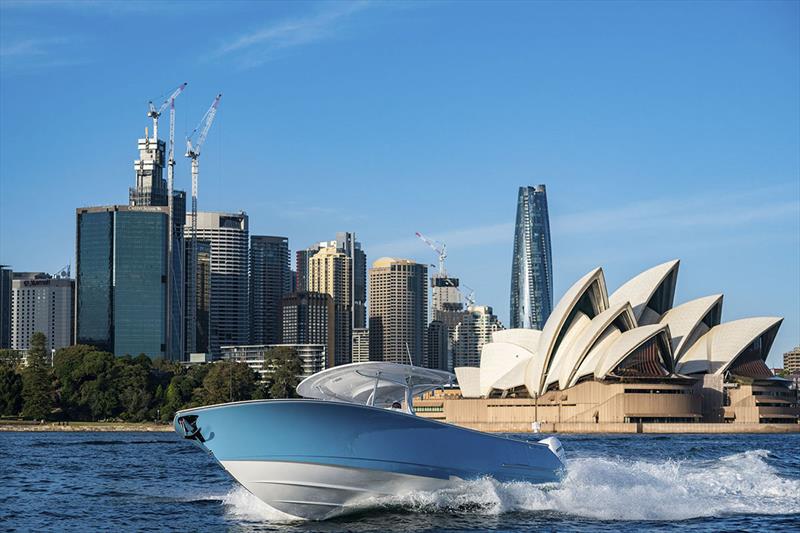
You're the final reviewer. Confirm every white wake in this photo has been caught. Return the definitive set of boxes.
[221,449,800,522]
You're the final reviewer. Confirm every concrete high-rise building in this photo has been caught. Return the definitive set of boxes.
[510,185,553,330]
[185,239,211,355]
[129,132,167,207]
[352,327,369,363]
[296,232,366,329]
[186,211,249,359]
[426,320,450,371]
[453,305,503,368]
[76,205,177,359]
[250,236,291,345]
[128,130,186,358]
[308,247,351,366]
[369,258,428,365]
[785,346,800,373]
[10,272,74,352]
[0,265,11,349]
[282,292,333,367]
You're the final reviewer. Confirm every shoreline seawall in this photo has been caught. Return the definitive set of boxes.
[0,421,172,432]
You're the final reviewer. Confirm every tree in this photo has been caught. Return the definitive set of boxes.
[115,357,152,422]
[201,362,257,405]
[21,332,53,420]
[264,347,302,399]
[0,364,22,416]
[52,344,95,418]
[0,348,23,368]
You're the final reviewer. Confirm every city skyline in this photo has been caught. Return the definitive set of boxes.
[1,1,798,366]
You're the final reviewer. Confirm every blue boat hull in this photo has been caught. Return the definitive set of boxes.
[174,399,563,519]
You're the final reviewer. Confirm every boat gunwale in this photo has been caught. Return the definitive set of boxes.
[174,398,553,451]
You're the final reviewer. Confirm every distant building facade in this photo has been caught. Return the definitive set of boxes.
[426,320,450,371]
[369,258,428,365]
[282,291,334,366]
[186,211,249,359]
[222,344,325,380]
[76,205,176,359]
[10,272,74,352]
[785,346,800,374]
[308,247,352,366]
[0,265,11,349]
[185,240,211,356]
[453,305,503,367]
[510,185,553,330]
[129,131,187,358]
[296,232,366,329]
[352,328,369,363]
[249,236,291,345]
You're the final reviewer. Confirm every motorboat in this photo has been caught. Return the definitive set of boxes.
[174,362,565,520]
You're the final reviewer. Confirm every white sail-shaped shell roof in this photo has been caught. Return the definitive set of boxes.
[454,366,482,398]
[479,342,535,397]
[659,294,723,362]
[492,329,541,353]
[676,317,783,375]
[453,260,783,398]
[593,324,673,379]
[609,259,679,325]
[549,301,637,390]
[528,267,608,395]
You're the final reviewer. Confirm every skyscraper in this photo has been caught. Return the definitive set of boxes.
[76,205,173,358]
[186,211,249,358]
[510,185,553,330]
[368,258,428,365]
[308,246,351,366]
[282,291,334,366]
[11,272,74,352]
[250,235,291,345]
[296,232,366,328]
[0,265,12,349]
[453,305,503,367]
[426,320,450,371]
[186,239,211,355]
[129,130,186,359]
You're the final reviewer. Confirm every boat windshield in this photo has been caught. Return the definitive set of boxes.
[296,362,455,413]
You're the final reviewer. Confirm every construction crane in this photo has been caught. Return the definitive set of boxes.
[185,93,222,354]
[147,82,187,144]
[460,283,476,308]
[147,83,188,359]
[415,232,447,276]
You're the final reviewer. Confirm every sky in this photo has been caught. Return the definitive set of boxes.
[0,0,798,366]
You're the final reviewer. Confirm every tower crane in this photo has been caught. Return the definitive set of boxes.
[415,232,447,276]
[147,83,188,359]
[185,93,222,354]
[147,82,187,144]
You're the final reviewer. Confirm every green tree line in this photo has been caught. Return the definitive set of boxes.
[0,333,303,423]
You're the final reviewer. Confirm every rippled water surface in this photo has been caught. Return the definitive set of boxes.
[1,431,798,532]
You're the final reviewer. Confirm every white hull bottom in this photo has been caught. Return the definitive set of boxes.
[221,460,455,520]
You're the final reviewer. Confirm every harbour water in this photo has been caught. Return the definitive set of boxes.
[1,432,798,532]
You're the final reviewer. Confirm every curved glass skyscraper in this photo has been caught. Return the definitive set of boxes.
[510,185,553,330]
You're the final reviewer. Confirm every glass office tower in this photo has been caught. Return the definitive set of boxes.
[76,205,170,358]
[510,185,553,330]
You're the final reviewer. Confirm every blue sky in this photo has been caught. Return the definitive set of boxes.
[0,0,798,366]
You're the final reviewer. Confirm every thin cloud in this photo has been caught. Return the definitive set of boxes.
[214,1,370,68]
[370,184,799,257]
[0,37,66,58]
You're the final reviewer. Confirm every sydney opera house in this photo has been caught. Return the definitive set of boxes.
[415,260,799,430]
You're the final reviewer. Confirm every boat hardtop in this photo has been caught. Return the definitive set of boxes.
[296,361,454,412]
